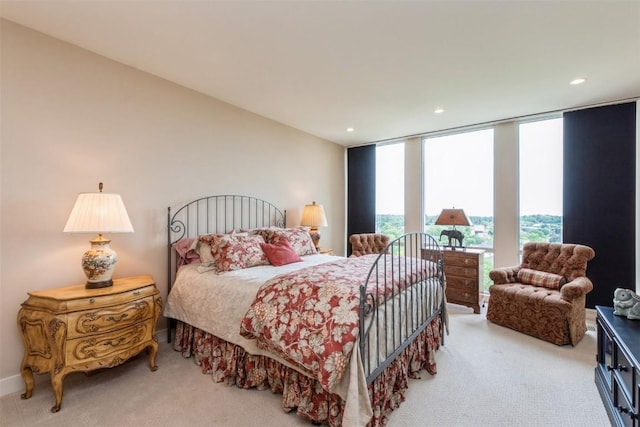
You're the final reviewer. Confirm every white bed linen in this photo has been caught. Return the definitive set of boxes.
[164,254,423,426]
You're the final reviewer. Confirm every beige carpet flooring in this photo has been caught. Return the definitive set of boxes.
[0,305,610,427]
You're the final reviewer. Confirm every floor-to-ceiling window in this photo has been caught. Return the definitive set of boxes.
[375,142,405,239]
[518,117,563,247]
[423,128,494,291]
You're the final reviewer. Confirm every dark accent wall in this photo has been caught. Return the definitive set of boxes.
[563,102,636,308]
[347,145,376,256]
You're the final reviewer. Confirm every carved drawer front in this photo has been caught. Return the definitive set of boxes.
[65,286,157,311]
[67,296,154,339]
[446,287,476,304]
[421,250,440,263]
[445,254,479,267]
[66,322,153,365]
[446,276,477,291]
[444,265,478,278]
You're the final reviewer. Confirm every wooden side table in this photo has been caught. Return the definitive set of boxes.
[17,275,162,412]
[422,248,484,314]
[319,247,335,256]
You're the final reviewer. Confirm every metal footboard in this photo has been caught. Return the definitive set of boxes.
[358,232,445,384]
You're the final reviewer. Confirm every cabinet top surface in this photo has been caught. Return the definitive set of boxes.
[422,247,485,255]
[443,248,485,255]
[25,275,156,301]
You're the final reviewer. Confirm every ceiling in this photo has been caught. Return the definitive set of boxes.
[2,1,639,146]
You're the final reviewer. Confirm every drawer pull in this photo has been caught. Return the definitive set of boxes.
[106,314,128,323]
[89,298,95,304]
[133,291,141,296]
[617,405,638,419]
[617,364,628,372]
[104,337,126,347]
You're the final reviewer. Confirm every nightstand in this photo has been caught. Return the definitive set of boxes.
[319,247,335,256]
[422,248,484,314]
[17,275,162,412]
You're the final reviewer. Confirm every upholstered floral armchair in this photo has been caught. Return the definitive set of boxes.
[486,242,595,346]
[349,233,390,257]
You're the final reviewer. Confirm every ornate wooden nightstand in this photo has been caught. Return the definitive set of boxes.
[17,275,162,412]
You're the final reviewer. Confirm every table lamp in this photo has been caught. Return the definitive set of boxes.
[434,208,470,249]
[63,183,134,288]
[300,201,328,250]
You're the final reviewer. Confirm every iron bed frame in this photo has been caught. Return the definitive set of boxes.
[166,194,445,387]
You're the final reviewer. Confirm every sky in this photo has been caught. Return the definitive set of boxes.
[376,118,563,217]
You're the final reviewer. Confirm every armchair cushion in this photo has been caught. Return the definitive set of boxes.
[517,268,566,289]
[488,266,519,284]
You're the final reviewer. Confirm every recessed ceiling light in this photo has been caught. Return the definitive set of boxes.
[570,78,586,85]
[346,127,354,132]
[434,108,444,114]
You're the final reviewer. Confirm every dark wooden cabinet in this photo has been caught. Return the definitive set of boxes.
[422,248,483,314]
[595,305,640,427]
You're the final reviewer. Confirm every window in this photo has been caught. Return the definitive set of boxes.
[518,118,563,247]
[375,143,405,239]
[423,129,494,248]
[423,129,494,292]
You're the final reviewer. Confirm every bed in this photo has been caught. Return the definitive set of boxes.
[163,195,445,426]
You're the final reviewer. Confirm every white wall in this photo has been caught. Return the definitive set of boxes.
[0,20,345,392]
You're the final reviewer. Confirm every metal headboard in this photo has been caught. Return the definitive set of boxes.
[166,195,286,342]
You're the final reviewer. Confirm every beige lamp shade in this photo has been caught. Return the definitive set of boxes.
[300,201,328,228]
[434,208,471,227]
[63,192,134,234]
[64,183,133,288]
[300,201,327,250]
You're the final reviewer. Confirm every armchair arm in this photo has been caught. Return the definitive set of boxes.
[560,276,594,302]
[489,266,520,285]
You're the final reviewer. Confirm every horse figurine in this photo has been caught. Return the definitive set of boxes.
[440,229,464,247]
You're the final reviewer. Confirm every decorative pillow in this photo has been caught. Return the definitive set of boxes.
[517,268,566,289]
[173,238,199,266]
[258,227,317,256]
[195,232,248,266]
[260,240,303,266]
[210,234,269,272]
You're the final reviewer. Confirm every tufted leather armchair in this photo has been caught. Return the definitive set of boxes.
[486,242,595,346]
[349,233,390,257]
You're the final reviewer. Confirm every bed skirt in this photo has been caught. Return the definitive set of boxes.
[172,316,442,426]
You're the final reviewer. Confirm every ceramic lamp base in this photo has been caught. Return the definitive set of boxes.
[81,236,117,288]
[309,227,321,251]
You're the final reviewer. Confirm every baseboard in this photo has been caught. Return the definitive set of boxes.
[0,372,46,397]
[0,327,168,397]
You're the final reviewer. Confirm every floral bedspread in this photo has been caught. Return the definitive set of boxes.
[240,254,437,393]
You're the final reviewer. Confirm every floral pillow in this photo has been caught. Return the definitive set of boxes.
[194,232,248,266]
[260,240,303,266]
[517,268,566,290]
[210,234,269,272]
[257,227,317,256]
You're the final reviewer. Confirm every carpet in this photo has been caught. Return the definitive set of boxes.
[0,305,610,426]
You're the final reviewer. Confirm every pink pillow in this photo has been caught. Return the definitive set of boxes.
[173,238,200,265]
[260,241,303,266]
